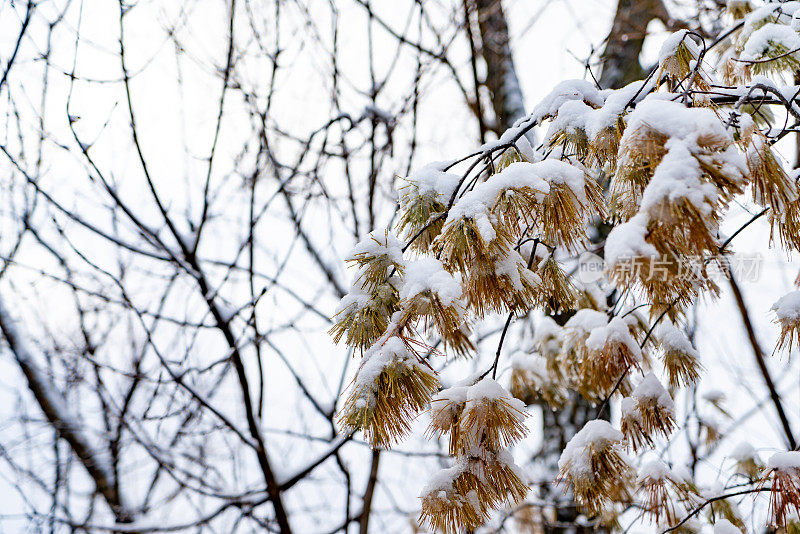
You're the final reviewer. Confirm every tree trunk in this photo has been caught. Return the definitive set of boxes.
[472,0,526,132]
[599,0,672,90]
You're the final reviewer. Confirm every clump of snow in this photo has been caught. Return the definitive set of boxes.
[565,308,609,335]
[357,337,415,388]
[655,322,698,356]
[623,98,733,153]
[432,385,468,406]
[640,139,717,216]
[768,450,800,471]
[742,22,800,61]
[494,247,539,291]
[529,79,604,124]
[729,441,759,462]
[465,377,524,413]
[604,214,659,266]
[400,258,462,306]
[771,290,800,320]
[586,317,643,362]
[348,228,404,265]
[545,99,594,143]
[420,458,469,497]
[335,283,371,315]
[742,3,800,41]
[620,396,637,419]
[404,161,461,201]
[658,29,701,65]
[637,459,671,482]
[631,373,674,412]
[585,80,649,139]
[510,352,548,376]
[534,316,564,355]
[558,420,624,477]
[741,4,790,41]
[537,159,589,204]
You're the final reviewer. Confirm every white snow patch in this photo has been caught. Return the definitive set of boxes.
[400,257,462,306]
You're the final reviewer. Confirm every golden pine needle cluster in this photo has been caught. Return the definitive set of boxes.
[731,442,764,481]
[739,115,800,250]
[419,452,529,534]
[726,0,753,20]
[421,377,529,533]
[655,322,703,388]
[398,290,474,358]
[657,30,710,92]
[581,317,643,396]
[464,244,541,317]
[636,461,696,526]
[772,291,800,354]
[557,420,633,515]
[337,336,438,449]
[397,164,460,251]
[741,120,796,210]
[330,230,404,351]
[719,2,800,85]
[538,177,606,253]
[620,373,677,451]
[764,452,800,527]
[509,352,568,408]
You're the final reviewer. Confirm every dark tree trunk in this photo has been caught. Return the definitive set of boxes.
[472,0,526,132]
[599,0,672,90]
